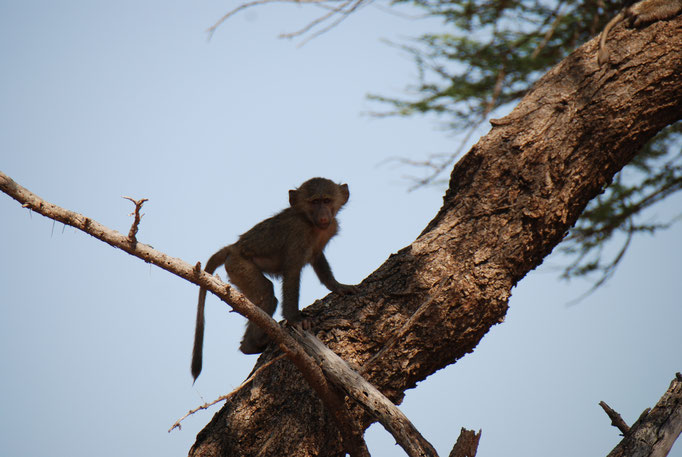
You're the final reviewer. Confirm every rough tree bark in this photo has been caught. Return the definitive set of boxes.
[189,14,682,457]
[605,374,682,457]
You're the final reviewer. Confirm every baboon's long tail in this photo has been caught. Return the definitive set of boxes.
[191,246,232,382]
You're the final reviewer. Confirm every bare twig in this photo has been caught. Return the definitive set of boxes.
[288,0,368,46]
[122,196,148,243]
[605,373,682,457]
[380,112,488,192]
[0,170,368,457]
[278,0,353,40]
[207,0,369,44]
[169,354,287,432]
[564,220,635,306]
[207,0,294,39]
[599,401,630,435]
[531,2,566,59]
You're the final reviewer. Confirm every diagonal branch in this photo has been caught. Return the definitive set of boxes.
[292,328,439,457]
[605,373,682,457]
[600,401,631,435]
[0,170,369,457]
[186,14,682,456]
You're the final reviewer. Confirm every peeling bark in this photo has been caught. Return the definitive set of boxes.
[606,374,682,457]
[448,428,481,457]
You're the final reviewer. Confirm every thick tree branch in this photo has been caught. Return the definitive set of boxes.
[2,169,456,456]
[185,14,682,457]
[606,373,682,457]
[0,170,369,457]
[4,12,682,457]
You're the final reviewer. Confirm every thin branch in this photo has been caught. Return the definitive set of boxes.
[169,354,287,432]
[122,196,148,243]
[0,170,369,457]
[403,117,485,191]
[290,0,368,46]
[599,401,630,435]
[278,0,353,40]
[207,0,310,39]
[531,2,566,59]
[606,373,682,457]
[565,174,682,243]
[483,65,506,117]
[565,220,635,306]
[207,0,368,43]
[371,3,428,20]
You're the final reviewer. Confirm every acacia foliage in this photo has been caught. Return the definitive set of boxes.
[373,0,682,285]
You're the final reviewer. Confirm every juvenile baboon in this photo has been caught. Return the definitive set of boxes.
[191,177,357,381]
[598,0,682,65]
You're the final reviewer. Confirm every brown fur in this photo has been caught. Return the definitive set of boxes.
[191,178,357,381]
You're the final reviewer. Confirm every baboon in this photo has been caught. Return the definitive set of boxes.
[191,177,357,381]
[598,0,682,65]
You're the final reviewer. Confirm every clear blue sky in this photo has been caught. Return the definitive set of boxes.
[1,1,680,456]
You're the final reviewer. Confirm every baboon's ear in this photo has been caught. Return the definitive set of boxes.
[339,183,349,205]
[289,189,299,207]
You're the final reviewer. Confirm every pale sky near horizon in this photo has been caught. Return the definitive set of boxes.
[1,1,681,457]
